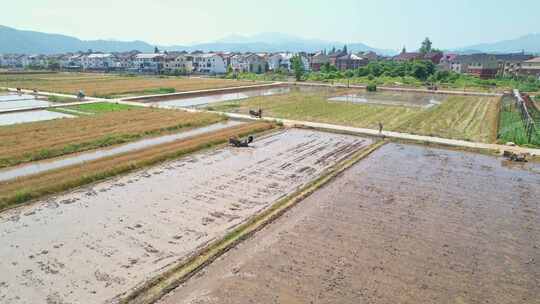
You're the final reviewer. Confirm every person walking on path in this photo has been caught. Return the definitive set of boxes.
[378,122,383,135]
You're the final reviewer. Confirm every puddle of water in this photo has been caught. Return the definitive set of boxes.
[0,110,74,126]
[152,87,292,108]
[329,91,447,108]
[0,94,54,111]
[0,94,36,101]
[0,120,244,182]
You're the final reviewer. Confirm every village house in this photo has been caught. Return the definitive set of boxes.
[328,49,348,67]
[310,51,329,71]
[81,53,117,70]
[449,54,499,79]
[23,55,49,68]
[393,51,424,62]
[132,53,166,74]
[335,53,368,71]
[231,54,267,73]
[495,53,534,77]
[268,53,293,71]
[218,52,235,69]
[519,57,540,79]
[192,53,226,74]
[359,51,379,61]
[63,54,84,70]
[162,53,194,74]
[438,53,458,71]
[442,53,534,79]
[113,51,140,71]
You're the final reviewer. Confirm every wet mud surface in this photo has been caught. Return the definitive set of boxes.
[328,90,448,108]
[0,94,55,112]
[0,110,74,126]
[0,129,371,304]
[158,143,540,304]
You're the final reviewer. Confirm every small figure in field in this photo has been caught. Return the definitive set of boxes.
[249,108,263,119]
[77,90,85,101]
[378,122,383,134]
[229,135,254,148]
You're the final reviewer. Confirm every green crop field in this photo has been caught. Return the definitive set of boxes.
[207,90,500,143]
[497,96,540,147]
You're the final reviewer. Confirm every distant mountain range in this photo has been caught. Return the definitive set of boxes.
[1,25,539,56]
[0,25,395,55]
[0,25,154,54]
[455,34,540,54]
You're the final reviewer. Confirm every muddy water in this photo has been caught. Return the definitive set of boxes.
[329,90,448,108]
[0,120,245,182]
[0,110,74,126]
[0,129,372,304]
[0,94,54,111]
[158,143,540,304]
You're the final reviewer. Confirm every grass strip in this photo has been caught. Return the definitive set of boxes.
[0,122,274,211]
[118,139,386,304]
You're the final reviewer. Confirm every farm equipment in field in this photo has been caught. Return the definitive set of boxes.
[503,150,528,162]
[229,135,254,148]
[249,108,263,119]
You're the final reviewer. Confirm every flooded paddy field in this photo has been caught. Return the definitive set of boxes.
[328,90,448,108]
[159,143,540,304]
[0,128,372,304]
[0,110,74,126]
[147,85,318,109]
[0,94,55,112]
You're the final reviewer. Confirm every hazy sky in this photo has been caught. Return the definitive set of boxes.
[2,0,539,50]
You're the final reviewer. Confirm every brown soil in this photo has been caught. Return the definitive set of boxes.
[0,128,371,304]
[0,122,273,209]
[159,143,540,304]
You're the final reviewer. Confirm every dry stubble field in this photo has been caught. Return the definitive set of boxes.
[0,73,256,97]
[0,106,224,168]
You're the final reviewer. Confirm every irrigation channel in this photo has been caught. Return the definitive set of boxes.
[0,128,373,304]
[514,89,540,142]
[0,120,244,182]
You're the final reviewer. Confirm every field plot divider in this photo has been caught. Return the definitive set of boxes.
[514,89,539,142]
[117,140,387,304]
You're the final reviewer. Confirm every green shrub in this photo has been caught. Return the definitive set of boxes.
[366,83,377,92]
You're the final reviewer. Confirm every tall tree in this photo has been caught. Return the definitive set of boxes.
[419,38,432,54]
[291,55,305,81]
